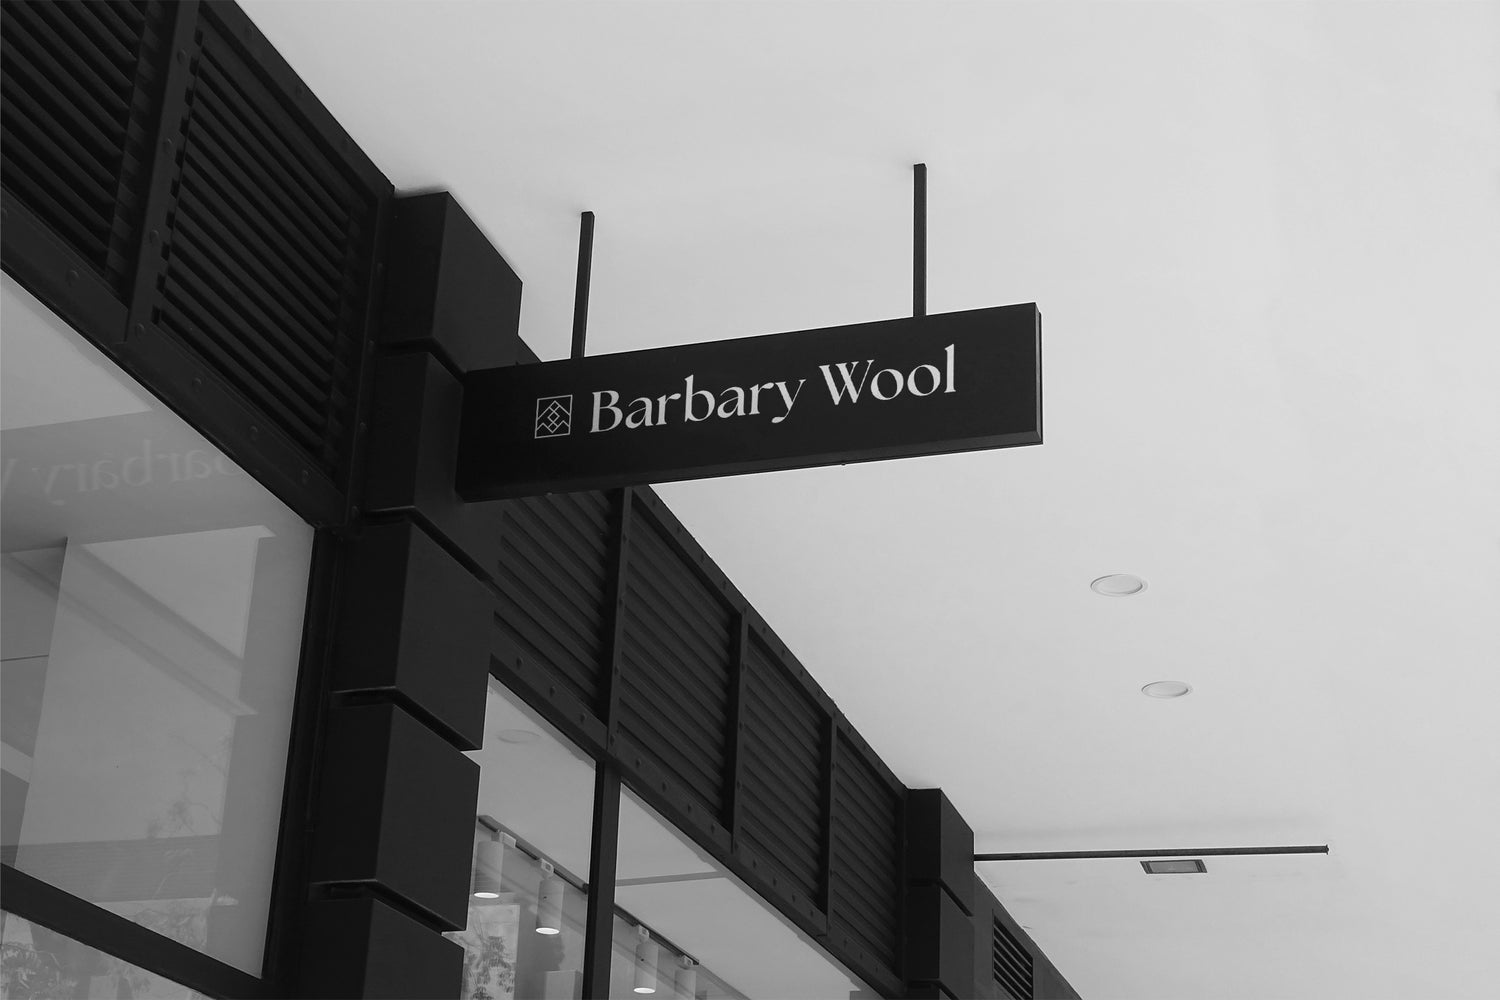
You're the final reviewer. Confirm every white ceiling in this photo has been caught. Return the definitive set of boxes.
[243,3,1500,997]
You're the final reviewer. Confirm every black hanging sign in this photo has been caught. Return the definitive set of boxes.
[457,303,1040,500]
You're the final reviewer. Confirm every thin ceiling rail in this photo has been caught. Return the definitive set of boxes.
[913,162,927,319]
[974,845,1329,861]
[571,210,595,360]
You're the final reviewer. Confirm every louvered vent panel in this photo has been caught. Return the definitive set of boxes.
[739,635,826,901]
[0,0,161,289]
[495,491,614,710]
[618,501,734,816]
[153,6,373,478]
[830,732,901,963]
[993,918,1035,1000]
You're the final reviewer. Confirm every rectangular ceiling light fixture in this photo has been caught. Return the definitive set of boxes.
[1141,859,1207,874]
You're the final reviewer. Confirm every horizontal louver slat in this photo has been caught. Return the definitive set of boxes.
[87,2,147,58]
[495,553,604,666]
[618,681,726,806]
[170,216,339,376]
[505,505,612,608]
[494,599,599,708]
[618,508,733,816]
[54,0,136,71]
[496,558,605,679]
[195,41,352,235]
[515,493,613,572]
[164,238,332,404]
[145,10,375,482]
[0,151,109,261]
[619,595,731,726]
[618,682,727,776]
[2,94,118,202]
[993,919,1034,1000]
[1,40,121,174]
[4,13,128,142]
[553,490,613,537]
[179,123,342,309]
[831,736,900,961]
[157,289,325,451]
[617,642,729,762]
[27,2,133,109]
[0,0,149,287]
[742,653,823,754]
[630,529,733,655]
[173,182,339,348]
[493,494,612,709]
[739,800,821,893]
[742,758,822,828]
[739,775,823,849]
[738,634,827,902]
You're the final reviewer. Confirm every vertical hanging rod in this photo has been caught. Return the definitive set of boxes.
[571,210,595,360]
[913,162,927,319]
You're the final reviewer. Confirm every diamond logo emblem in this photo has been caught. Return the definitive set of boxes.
[534,395,573,438]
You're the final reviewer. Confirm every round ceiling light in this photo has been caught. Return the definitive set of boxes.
[1141,680,1192,699]
[495,728,540,744]
[1091,573,1147,596]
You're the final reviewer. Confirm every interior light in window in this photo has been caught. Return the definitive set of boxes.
[472,832,513,898]
[537,859,564,934]
[674,956,698,998]
[633,925,659,994]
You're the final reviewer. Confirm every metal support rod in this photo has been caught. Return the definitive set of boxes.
[571,210,595,360]
[913,163,927,318]
[974,845,1329,862]
[580,764,621,998]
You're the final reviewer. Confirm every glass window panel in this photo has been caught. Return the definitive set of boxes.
[0,910,204,999]
[449,679,595,999]
[0,274,314,976]
[611,789,875,1000]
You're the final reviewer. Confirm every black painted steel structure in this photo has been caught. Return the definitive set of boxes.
[0,2,1078,997]
[975,846,1330,862]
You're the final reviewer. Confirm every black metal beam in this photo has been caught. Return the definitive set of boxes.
[974,845,1329,861]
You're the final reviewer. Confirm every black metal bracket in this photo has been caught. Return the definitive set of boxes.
[974,845,1330,861]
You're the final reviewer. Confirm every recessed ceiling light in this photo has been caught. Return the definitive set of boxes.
[1141,680,1192,699]
[495,728,540,744]
[1090,573,1147,596]
[1141,859,1206,874]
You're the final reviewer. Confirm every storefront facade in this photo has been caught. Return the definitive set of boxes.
[0,2,1077,997]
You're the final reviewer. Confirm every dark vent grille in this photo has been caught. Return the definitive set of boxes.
[618,501,734,816]
[151,6,372,478]
[0,0,160,289]
[830,731,901,961]
[494,491,614,709]
[993,918,1035,1000]
[739,636,827,901]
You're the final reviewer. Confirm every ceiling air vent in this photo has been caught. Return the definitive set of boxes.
[993,917,1035,1000]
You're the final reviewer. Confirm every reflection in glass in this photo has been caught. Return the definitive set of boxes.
[0,911,204,999]
[607,914,738,1000]
[0,275,313,976]
[448,680,595,999]
[611,789,874,999]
